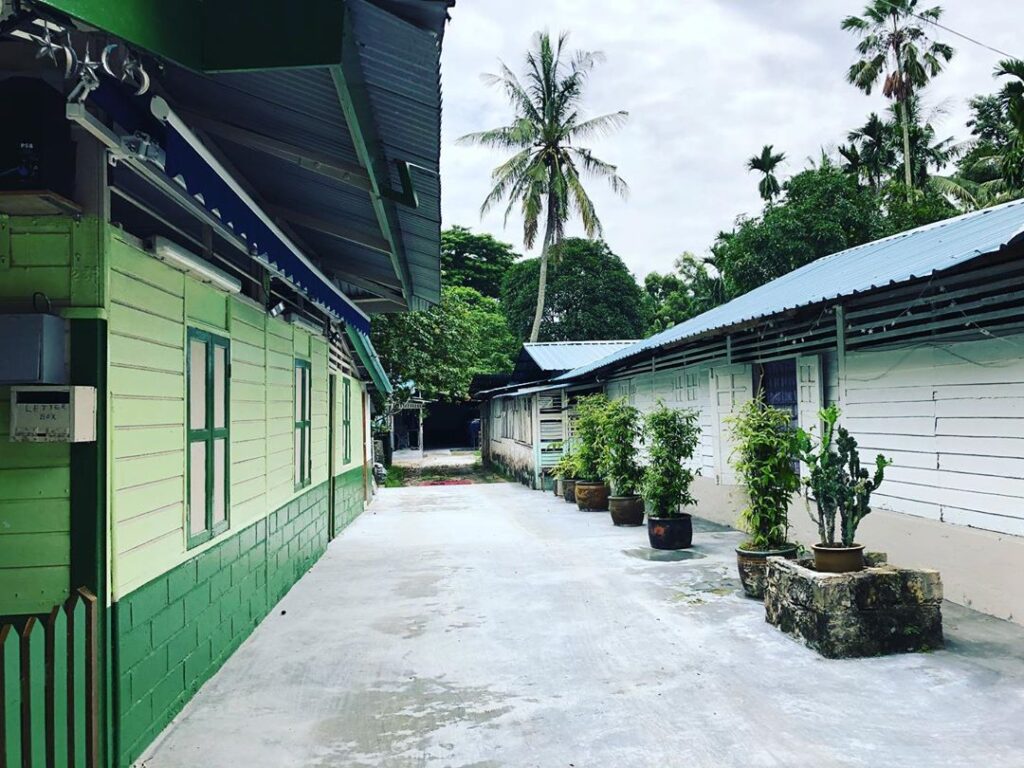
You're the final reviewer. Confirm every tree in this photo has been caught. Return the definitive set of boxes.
[371,285,517,404]
[842,0,954,192]
[847,112,896,190]
[712,166,882,296]
[440,226,518,299]
[644,252,726,334]
[747,144,786,202]
[459,31,628,342]
[500,238,648,342]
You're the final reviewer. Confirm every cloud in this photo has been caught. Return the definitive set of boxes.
[440,0,1024,280]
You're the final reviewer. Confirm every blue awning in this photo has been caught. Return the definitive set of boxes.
[89,82,371,334]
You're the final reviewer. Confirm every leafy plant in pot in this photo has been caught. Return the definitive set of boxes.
[642,403,700,549]
[601,397,645,526]
[728,397,802,598]
[573,394,611,511]
[799,404,891,573]
[552,449,581,504]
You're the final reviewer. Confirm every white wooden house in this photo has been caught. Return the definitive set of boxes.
[478,201,1024,624]
[476,341,634,487]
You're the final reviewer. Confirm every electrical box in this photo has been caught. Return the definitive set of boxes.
[9,386,96,443]
[0,314,67,384]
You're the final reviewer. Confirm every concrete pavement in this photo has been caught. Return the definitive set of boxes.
[141,482,1024,768]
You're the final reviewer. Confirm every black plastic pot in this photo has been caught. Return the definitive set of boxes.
[647,514,693,550]
[608,495,644,526]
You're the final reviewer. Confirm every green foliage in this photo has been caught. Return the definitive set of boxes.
[712,166,882,297]
[500,238,649,342]
[798,404,892,547]
[551,445,581,480]
[879,183,958,235]
[727,398,802,550]
[573,393,610,482]
[441,226,518,299]
[643,252,725,334]
[460,30,628,341]
[371,285,517,404]
[641,403,701,518]
[600,398,645,496]
[384,466,407,488]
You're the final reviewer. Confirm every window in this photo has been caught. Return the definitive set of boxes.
[187,328,230,547]
[342,378,352,464]
[294,359,312,488]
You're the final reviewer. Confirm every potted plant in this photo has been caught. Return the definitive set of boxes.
[799,404,891,573]
[573,393,611,511]
[552,449,581,504]
[601,398,646,526]
[642,403,700,549]
[728,397,802,598]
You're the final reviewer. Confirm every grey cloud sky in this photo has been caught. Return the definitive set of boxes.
[439,0,1024,279]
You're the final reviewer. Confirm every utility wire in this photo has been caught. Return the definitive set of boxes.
[874,0,1021,62]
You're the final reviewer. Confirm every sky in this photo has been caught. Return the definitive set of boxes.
[439,0,1024,280]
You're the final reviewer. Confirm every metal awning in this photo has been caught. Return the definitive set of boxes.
[345,326,393,395]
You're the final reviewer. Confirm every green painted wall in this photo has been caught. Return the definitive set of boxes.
[0,216,104,615]
[113,470,363,767]
[106,234,335,599]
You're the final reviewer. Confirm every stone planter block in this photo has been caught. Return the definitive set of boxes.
[764,555,943,659]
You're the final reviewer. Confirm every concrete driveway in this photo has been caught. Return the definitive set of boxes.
[142,483,1024,768]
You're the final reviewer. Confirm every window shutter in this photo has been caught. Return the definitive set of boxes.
[796,354,823,437]
[709,363,752,485]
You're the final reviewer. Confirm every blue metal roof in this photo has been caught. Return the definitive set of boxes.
[524,341,637,372]
[558,199,1024,381]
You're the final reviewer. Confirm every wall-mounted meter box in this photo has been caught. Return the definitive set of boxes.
[9,386,96,443]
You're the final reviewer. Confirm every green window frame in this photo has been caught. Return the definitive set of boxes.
[343,378,352,464]
[187,328,230,548]
[294,358,312,488]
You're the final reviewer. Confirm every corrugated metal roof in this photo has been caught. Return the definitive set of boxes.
[558,199,1024,381]
[524,340,637,371]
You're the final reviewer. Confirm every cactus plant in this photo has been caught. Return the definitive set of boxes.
[799,404,891,547]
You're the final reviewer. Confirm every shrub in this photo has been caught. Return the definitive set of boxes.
[728,398,802,550]
[799,404,891,547]
[573,393,610,482]
[551,446,581,480]
[641,402,700,518]
[601,398,645,496]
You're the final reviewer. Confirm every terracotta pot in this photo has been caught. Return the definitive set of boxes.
[647,514,692,550]
[563,479,577,504]
[735,543,799,599]
[575,481,609,511]
[608,495,644,526]
[812,543,865,573]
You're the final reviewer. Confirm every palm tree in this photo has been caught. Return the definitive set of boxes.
[747,144,786,202]
[848,113,896,190]
[995,58,1024,188]
[459,31,628,342]
[842,0,954,193]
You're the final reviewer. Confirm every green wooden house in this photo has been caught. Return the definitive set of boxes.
[0,1,451,765]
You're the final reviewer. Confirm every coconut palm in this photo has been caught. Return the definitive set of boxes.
[459,31,628,342]
[842,0,954,192]
[995,58,1024,188]
[747,144,786,202]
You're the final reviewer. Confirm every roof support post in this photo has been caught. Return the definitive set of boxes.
[835,305,847,408]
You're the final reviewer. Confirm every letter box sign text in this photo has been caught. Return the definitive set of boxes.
[10,386,97,442]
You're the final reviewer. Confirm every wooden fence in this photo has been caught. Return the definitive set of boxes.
[0,588,98,768]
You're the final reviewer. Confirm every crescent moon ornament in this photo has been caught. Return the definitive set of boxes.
[62,33,79,78]
[101,43,119,78]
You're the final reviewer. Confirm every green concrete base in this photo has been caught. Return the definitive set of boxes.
[113,467,365,766]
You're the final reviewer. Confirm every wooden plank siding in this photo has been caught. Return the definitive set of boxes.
[0,216,104,615]
[106,233,341,599]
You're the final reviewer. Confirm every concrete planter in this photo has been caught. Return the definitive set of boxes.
[554,477,564,497]
[764,554,944,658]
